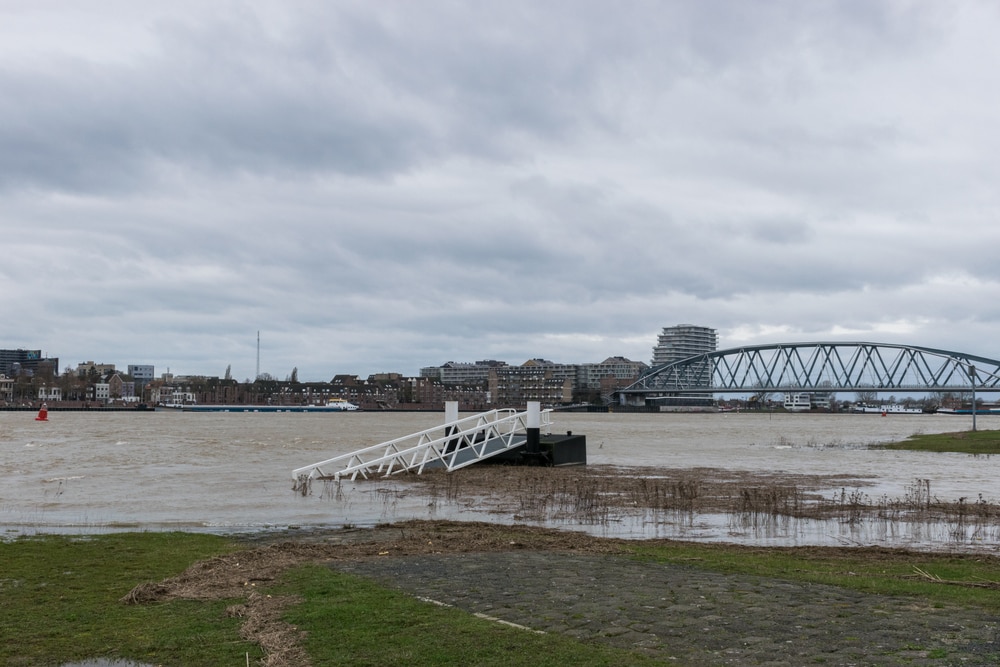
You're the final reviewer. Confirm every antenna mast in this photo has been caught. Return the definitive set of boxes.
[256,331,260,380]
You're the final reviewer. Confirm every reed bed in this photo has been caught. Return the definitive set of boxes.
[320,465,1000,547]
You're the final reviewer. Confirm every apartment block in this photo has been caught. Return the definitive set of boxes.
[128,364,155,388]
[651,325,718,366]
[420,360,508,385]
[488,361,574,407]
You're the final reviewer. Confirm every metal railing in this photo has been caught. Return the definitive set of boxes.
[292,407,552,484]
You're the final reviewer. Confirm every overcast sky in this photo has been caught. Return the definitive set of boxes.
[3,1,1000,382]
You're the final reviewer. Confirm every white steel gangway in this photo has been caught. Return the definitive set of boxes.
[292,404,552,487]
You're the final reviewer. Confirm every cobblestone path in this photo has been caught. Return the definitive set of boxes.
[331,552,1000,666]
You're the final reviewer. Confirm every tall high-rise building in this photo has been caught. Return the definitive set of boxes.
[651,325,718,367]
[0,349,58,377]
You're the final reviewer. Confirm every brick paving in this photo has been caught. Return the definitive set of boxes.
[331,551,1000,666]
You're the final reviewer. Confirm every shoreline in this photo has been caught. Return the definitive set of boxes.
[146,520,1000,665]
[7,463,1000,554]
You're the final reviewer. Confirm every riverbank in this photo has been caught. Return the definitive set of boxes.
[6,521,1000,665]
[0,405,152,412]
[319,522,1000,666]
[879,429,1000,454]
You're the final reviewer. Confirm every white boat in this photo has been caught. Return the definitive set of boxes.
[324,398,360,411]
[163,398,360,413]
[853,404,923,414]
[783,393,812,412]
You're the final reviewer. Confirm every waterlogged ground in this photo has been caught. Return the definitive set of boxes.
[309,463,1000,554]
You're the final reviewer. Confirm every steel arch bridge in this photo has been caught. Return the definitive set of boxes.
[618,342,1000,402]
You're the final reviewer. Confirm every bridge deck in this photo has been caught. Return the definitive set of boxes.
[621,341,1000,398]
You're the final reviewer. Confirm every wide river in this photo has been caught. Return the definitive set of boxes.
[3,409,999,551]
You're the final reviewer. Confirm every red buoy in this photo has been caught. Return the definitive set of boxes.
[35,403,48,421]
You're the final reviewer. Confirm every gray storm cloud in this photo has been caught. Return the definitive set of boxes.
[1,1,999,379]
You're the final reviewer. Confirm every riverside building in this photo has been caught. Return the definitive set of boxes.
[651,325,718,366]
[420,360,508,385]
[646,324,718,408]
[0,349,59,377]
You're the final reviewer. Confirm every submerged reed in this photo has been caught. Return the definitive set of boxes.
[306,467,1000,547]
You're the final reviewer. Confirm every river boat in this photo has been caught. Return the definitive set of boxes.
[853,404,923,415]
[162,398,359,413]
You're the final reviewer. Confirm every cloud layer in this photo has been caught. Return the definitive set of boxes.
[3,1,1000,381]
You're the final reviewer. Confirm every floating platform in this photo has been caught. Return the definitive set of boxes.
[478,431,587,467]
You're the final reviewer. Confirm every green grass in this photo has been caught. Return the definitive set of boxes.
[276,564,660,666]
[877,429,1000,454]
[0,532,260,666]
[626,541,1000,612]
[5,531,1000,665]
[1,532,662,666]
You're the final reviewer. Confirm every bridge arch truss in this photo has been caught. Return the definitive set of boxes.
[619,342,1000,400]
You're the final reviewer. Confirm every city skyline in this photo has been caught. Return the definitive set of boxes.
[4,3,1000,382]
[2,343,653,383]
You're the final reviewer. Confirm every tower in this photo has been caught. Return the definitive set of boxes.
[651,325,718,366]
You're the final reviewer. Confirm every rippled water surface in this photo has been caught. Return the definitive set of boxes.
[3,410,998,550]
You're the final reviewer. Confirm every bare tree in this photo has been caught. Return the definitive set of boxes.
[855,390,877,404]
[750,381,771,406]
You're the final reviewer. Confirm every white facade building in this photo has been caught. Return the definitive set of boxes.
[93,383,110,401]
[651,324,718,366]
[38,386,62,401]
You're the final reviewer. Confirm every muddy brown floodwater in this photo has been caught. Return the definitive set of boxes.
[3,411,1000,552]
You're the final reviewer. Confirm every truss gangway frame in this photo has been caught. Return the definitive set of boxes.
[292,406,553,485]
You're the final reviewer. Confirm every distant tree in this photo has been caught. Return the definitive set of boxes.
[289,367,299,383]
[855,390,877,404]
[939,391,958,409]
[224,365,232,381]
[58,368,85,401]
[750,381,771,406]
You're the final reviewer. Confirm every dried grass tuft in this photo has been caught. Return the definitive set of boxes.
[227,592,308,667]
